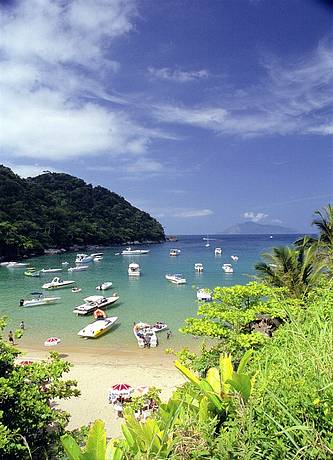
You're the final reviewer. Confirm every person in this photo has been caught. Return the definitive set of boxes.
[20,321,25,330]
[8,331,14,345]
[167,330,172,339]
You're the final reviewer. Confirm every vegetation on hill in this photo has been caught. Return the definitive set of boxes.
[0,165,165,259]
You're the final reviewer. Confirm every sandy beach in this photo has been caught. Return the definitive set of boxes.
[19,346,186,438]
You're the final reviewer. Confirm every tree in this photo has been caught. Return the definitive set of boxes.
[312,204,333,272]
[0,318,80,459]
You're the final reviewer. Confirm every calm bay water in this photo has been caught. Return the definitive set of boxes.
[0,234,298,352]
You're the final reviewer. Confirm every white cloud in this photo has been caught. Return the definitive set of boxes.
[148,67,210,83]
[173,209,214,218]
[271,218,283,224]
[152,42,333,137]
[243,212,268,223]
[7,163,60,178]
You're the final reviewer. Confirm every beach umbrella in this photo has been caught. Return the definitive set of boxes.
[108,383,133,400]
[44,337,61,347]
[19,360,33,366]
[136,385,149,395]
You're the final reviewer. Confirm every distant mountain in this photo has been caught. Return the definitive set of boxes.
[0,165,165,258]
[223,221,296,235]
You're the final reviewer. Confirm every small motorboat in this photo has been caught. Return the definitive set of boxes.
[91,252,104,259]
[7,262,29,268]
[93,256,103,261]
[231,255,239,261]
[93,308,106,319]
[24,267,40,277]
[214,248,222,256]
[62,261,69,266]
[165,274,187,284]
[194,263,204,272]
[73,294,120,315]
[121,247,150,255]
[128,263,141,276]
[72,287,82,293]
[133,322,158,348]
[169,249,180,256]
[222,263,233,273]
[197,288,212,301]
[42,277,75,290]
[20,292,61,307]
[68,265,89,272]
[78,316,118,339]
[40,268,62,273]
[96,282,113,290]
[75,253,93,264]
[151,322,168,333]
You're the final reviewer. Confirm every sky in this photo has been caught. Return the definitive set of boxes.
[0,0,332,234]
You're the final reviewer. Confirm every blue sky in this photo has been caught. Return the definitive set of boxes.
[0,0,332,233]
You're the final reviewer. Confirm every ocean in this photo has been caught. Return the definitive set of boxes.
[0,234,299,353]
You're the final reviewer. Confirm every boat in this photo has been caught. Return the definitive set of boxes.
[24,267,40,277]
[128,263,141,276]
[40,268,62,273]
[194,263,204,272]
[204,235,210,247]
[222,263,233,273]
[151,322,168,332]
[231,255,239,261]
[7,262,29,268]
[62,261,69,266]
[72,287,82,293]
[121,247,150,255]
[91,252,104,259]
[96,281,113,290]
[19,292,61,307]
[133,322,158,348]
[214,247,222,256]
[165,274,187,284]
[93,256,103,261]
[0,262,10,266]
[169,249,180,256]
[78,316,118,338]
[75,253,93,264]
[73,294,120,315]
[68,265,89,272]
[42,277,75,290]
[197,288,212,301]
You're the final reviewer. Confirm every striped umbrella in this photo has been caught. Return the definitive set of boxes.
[19,360,33,365]
[108,383,133,401]
[44,337,61,347]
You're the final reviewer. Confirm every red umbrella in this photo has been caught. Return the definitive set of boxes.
[44,337,61,347]
[19,360,33,366]
[108,383,133,401]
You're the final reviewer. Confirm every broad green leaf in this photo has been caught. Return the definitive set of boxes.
[174,360,201,385]
[121,424,136,449]
[199,380,224,412]
[84,420,106,459]
[206,367,221,394]
[227,373,251,402]
[237,349,253,374]
[219,354,233,396]
[198,396,209,423]
[105,439,124,460]
[61,434,82,460]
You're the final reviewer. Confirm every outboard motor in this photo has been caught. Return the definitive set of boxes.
[19,299,24,306]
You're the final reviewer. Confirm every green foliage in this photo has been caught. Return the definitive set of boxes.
[0,165,165,258]
[181,282,299,357]
[0,318,80,459]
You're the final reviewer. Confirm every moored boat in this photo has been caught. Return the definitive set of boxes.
[75,253,93,264]
[7,262,29,268]
[133,322,158,348]
[165,274,187,284]
[121,247,150,255]
[73,294,119,315]
[194,263,204,272]
[68,265,89,272]
[169,249,180,256]
[78,316,118,338]
[214,247,222,255]
[42,277,75,290]
[151,322,168,333]
[128,263,141,276]
[96,281,113,290]
[24,267,40,277]
[222,263,233,273]
[40,268,62,273]
[231,255,239,261]
[20,292,61,307]
[197,288,212,301]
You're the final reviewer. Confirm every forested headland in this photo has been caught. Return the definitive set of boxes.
[0,165,165,258]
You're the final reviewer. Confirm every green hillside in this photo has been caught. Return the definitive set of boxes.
[0,165,165,258]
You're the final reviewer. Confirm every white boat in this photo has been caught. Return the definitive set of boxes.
[194,263,204,272]
[75,253,93,264]
[7,262,29,268]
[93,256,103,261]
[128,263,141,276]
[222,263,233,273]
[62,261,69,266]
[96,281,113,290]
[72,287,82,293]
[133,322,158,348]
[197,288,212,301]
[204,235,210,247]
[42,277,75,290]
[165,274,187,284]
[40,268,62,273]
[151,322,168,333]
[20,292,61,307]
[231,255,239,261]
[169,249,180,256]
[73,294,119,315]
[24,268,40,277]
[121,247,150,255]
[91,252,104,259]
[78,316,118,338]
[0,262,10,266]
[68,265,89,272]
[215,247,222,255]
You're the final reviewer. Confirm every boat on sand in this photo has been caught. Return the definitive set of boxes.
[133,322,158,348]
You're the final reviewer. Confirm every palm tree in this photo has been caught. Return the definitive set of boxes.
[312,205,333,271]
[255,245,321,298]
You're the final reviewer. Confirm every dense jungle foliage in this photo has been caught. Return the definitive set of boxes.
[0,165,165,258]
[0,205,332,459]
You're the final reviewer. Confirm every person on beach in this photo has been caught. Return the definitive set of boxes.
[20,321,25,330]
[8,331,14,345]
[167,331,172,339]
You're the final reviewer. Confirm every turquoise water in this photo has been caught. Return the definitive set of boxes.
[0,235,298,352]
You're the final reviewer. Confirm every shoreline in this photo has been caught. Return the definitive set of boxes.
[18,345,186,438]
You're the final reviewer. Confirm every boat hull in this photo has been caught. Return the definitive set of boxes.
[78,317,118,338]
